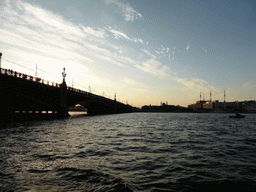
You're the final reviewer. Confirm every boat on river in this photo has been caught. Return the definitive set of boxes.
[229,113,245,118]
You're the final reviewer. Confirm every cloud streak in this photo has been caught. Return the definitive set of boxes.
[108,28,131,40]
[136,58,170,77]
[105,0,142,21]
[0,0,143,70]
[0,0,149,92]
[172,76,222,98]
[123,77,138,85]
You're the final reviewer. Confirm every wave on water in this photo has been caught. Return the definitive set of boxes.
[2,166,255,192]
[1,113,256,192]
[1,167,133,192]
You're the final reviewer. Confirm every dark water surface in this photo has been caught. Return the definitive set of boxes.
[1,113,256,192]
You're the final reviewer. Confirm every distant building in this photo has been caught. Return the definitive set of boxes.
[188,100,256,113]
[142,102,192,112]
[188,100,210,112]
[241,100,256,112]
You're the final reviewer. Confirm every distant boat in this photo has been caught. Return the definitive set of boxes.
[229,113,245,118]
[69,105,87,112]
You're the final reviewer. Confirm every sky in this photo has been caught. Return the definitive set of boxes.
[0,0,255,107]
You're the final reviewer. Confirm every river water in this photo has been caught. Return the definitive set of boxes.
[1,113,256,192]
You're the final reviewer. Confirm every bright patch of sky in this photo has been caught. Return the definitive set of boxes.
[0,0,255,107]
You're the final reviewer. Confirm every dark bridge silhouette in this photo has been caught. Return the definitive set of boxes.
[0,67,136,122]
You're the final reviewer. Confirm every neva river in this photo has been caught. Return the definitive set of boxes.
[1,113,256,192]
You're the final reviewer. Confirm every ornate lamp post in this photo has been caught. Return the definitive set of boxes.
[0,53,2,68]
[59,67,68,116]
[62,67,66,83]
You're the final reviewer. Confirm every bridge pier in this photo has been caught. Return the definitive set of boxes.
[59,77,69,117]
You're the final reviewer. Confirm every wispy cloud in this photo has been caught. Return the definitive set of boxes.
[107,28,131,40]
[172,76,222,96]
[135,38,143,44]
[0,0,143,70]
[106,27,145,44]
[123,77,138,85]
[202,47,207,52]
[142,49,156,58]
[242,82,256,90]
[173,77,208,90]
[0,1,107,59]
[136,58,170,77]
[79,24,105,38]
[186,44,189,50]
[105,0,142,21]
[0,0,148,91]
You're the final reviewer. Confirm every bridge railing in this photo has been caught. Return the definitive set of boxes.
[1,67,119,103]
[1,67,60,87]
[66,86,114,102]
[1,67,130,107]
[67,87,89,95]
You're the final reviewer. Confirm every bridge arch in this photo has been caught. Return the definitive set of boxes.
[68,99,116,115]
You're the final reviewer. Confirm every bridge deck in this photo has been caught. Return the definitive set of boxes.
[0,68,135,123]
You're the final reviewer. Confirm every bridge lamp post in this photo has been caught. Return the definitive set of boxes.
[0,52,2,68]
[60,68,68,116]
[62,68,66,83]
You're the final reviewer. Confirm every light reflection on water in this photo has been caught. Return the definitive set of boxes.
[1,113,256,191]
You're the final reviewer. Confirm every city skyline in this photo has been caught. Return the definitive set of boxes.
[1,0,255,107]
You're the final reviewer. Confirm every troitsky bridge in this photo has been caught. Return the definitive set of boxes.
[0,66,136,122]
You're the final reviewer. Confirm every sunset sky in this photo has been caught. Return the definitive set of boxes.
[1,0,255,107]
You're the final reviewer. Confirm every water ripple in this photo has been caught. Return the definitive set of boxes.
[1,113,256,191]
